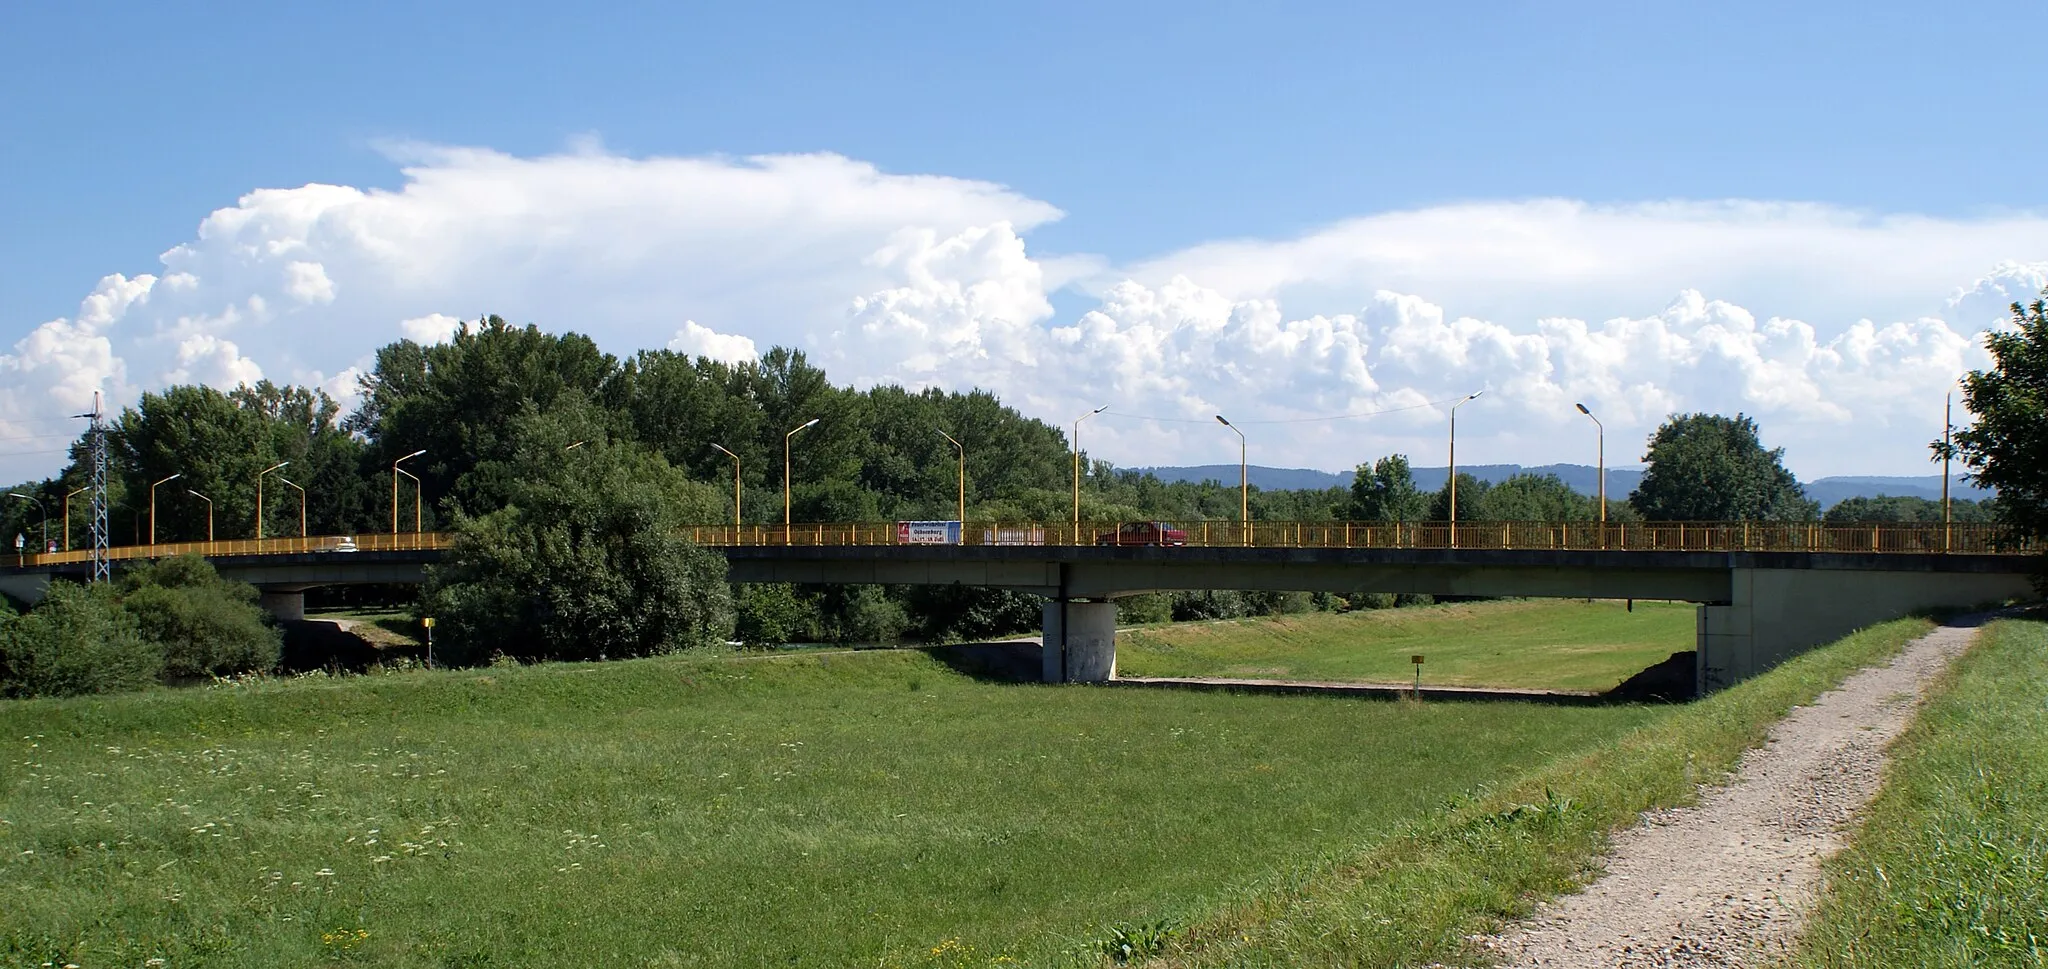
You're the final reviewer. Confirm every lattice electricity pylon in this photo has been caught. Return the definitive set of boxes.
[73,391,110,583]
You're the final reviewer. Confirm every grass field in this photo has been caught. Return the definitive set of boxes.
[1793,612,2048,967]
[303,607,422,646]
[0,646,1661,968]
[1115,599,1697,692]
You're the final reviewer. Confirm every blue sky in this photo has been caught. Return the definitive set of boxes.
[4,1,2046,480]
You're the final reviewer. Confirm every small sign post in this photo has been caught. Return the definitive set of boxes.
[1411,654,1424,698]
[422,617,436,669]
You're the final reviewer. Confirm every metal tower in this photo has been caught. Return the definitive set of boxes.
[75,391,110,582]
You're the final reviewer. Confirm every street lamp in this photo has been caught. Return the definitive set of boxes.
[1448,392,1483,547]
[278,477,307,537]
[257,461,290,539]
[936,428,965,536]
[5,492,47,553]
[1215,415,1247,543]
[150,473,183,545]
[1574,403,1605,528]
[186,489,214,542]
[63,485,86,551]
[784,419,819,526]
[710,443,742,528]
[1072,405,1108,532]
[392,449,425,534]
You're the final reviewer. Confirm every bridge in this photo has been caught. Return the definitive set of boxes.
[3,521,2035,694]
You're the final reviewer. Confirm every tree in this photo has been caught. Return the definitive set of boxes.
[1629,414,1816,521]
[1943,289,2048,555]
[421,415,734,665]
[349,316,622,523]
[1481,473,1598,521]
[1823,495,1997,524]
[1427,473,1489,522]
[1347,455,1428,521]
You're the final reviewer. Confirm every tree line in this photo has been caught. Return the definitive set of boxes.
[4,302,2040,676]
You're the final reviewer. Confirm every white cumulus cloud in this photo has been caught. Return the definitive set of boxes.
[667,320,758,365]
[3,141,2046,486]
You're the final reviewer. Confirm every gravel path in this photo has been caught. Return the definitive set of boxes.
[1471,618,1982,968]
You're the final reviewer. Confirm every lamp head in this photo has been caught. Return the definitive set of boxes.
[800,418,820,430]
[186,489,202,499]
[565,440,586,450]
[156,472,182,485]
[1575,402,1590,415]
[1091,405,1109,415]
[1469,390,1485,401]
[399,449,426,462]
[5,492,26,500]
[1214,415,1231,426]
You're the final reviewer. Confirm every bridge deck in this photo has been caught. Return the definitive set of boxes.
[4,520,2027,571]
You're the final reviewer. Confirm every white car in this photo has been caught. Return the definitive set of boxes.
[332,537,358,552]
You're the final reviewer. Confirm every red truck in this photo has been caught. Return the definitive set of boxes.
[1095,521,1188,547]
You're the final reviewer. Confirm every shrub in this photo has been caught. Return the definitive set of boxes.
[0,582,160,698]
[119,556,281,678]
[733,583,819,645]
[424,433,736,665]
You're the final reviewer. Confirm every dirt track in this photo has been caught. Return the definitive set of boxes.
[1471,618,1980,968]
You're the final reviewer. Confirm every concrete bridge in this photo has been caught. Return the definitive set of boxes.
[2,522,2034,694]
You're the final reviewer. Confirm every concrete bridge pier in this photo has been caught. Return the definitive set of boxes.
[1041,599,1118,683]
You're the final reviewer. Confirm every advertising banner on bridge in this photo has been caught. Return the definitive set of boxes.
[896,521,962,545]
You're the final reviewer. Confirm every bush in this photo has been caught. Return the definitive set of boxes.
[733,583,819,645]
[1116,594,1174,626]
[817,585,908,644]
[423,433,736,665]
[899,586,1043,642]
[0,582,160,698]
[119,556,281,679]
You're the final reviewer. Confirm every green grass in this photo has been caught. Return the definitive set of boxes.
[1115,599,1697,692]
[1793,613,2048,967]
[1149,616,1935,967]
[0,648,1662,968]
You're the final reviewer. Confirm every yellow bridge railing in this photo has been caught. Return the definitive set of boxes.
[5,521,2030,569]
[687,520,2026,554]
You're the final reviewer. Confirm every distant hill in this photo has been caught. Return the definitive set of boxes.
[1804,476,1993,506]
[1131,464,1989,507]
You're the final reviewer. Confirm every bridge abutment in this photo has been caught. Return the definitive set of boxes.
[1696,566,2035,692]
[1041,600,1117,683]
[259,590,306,622]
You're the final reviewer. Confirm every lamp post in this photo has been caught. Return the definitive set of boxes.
[278,477,307,537]
[784,419,819,527]
[710,443,742,529]
[63,485,86,551]
[936,429,965,538]
[187,489,214,542]
[392,449,425,534]
[1942,392,1953,552]
[5,492,46,553]
[257,461,290,539]
[150,472,182,545]
[1574,403,1605,532]
[1448,392,1483,547]
[1214,415,1247,543]
[1072,405,1108,533]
